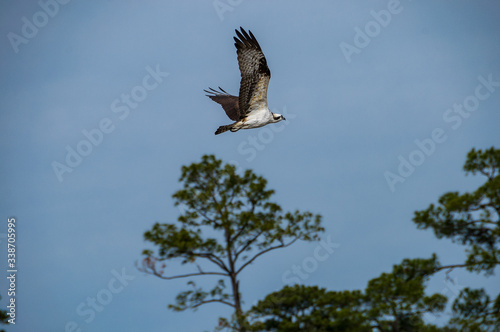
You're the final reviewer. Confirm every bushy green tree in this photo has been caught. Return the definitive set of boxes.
[138,155,323,331]
[413,147,500,331]
[246,257,447,332]
[449,288,500,331]
[413,147,499,275]
[247,285,369,331]
[364,255,447,331]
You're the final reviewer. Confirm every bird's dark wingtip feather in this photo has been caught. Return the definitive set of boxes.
[234,27,262,51]
[204,87,219,97]
[235,29,244,42]
[204,87,232,97]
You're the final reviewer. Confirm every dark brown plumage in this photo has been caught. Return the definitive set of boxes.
[203,87,240,121]
[234,27,271,115]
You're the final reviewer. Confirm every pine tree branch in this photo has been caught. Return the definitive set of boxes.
[145,269,227,280]
[192,299,235,308]
[192,252,230,273]
[230,201,256,245]
[136,260,228,280]
[433,263,469,275]
[234,229,265,260]
[236,237,299,275]
[192,206,216,225]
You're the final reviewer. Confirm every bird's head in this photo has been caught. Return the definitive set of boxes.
[272,113,286,122]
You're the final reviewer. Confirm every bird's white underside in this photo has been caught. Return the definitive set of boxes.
[235,107,274,130]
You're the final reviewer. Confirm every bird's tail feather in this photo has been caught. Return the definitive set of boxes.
[215,124,233,135]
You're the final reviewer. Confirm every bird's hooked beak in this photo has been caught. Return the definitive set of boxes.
[282,116,286,121]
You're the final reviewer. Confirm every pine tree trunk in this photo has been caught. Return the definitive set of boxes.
[225,227,246,331]
[230,275,246,332]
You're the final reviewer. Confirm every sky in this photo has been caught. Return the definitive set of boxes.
[0,0,499,331]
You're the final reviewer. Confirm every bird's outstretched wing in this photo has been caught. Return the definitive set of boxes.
[234,27,271,118]
[204,87,240,121]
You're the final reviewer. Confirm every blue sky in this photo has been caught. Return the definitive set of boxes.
[1,1,499,331]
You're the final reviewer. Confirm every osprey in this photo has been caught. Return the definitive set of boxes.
[205,27,285,135]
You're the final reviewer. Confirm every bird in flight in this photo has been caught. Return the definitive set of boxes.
[205,27,285,135]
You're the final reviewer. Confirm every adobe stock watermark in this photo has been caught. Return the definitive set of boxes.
[384,74,499,192]
[236,106,296,162]
[212,0,244,21]
[51,64,169,183]
[282,235,339,284]
[64,268,135,332]
[339,0,410,64]
[7,0,71,54]
[424,276,464,323]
